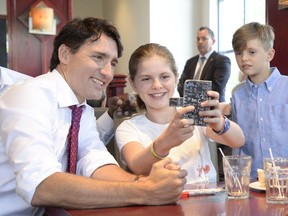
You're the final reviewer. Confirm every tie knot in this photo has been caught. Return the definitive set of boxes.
[69,105,83,111]
[69,105,84,122]
[200,56,206,62]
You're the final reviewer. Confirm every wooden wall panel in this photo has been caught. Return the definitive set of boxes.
[267,0,288,75]
[0,16,7,67]
[7,0,71,77]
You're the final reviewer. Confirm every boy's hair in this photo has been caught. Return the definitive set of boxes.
[232,22,275,52]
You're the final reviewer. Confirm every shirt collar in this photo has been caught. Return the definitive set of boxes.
[246,67,281,96]
[265,67,281,92]
[200,49,214,60]
[52,69,87,109]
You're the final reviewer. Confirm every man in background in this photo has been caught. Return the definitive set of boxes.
[177,26,231,102]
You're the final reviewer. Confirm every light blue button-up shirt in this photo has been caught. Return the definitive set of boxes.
[231,67,288,179]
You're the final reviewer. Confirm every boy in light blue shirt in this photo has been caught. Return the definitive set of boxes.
[230,22,288,179]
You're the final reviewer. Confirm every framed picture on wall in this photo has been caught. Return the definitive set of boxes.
[279,0,288,10]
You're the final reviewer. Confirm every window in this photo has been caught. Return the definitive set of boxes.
[218,0,266,101]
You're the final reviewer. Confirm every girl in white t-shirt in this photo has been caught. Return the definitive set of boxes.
[115,43,244,183]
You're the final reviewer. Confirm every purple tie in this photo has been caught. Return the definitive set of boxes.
[67,105,83,174]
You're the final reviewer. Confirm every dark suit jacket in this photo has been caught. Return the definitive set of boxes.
[177,51,231,102]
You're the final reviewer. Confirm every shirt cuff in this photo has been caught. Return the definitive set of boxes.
[96,111,114,145]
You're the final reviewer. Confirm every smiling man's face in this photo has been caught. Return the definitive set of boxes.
[58,34,118,103]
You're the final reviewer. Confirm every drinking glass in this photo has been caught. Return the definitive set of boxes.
[223,155,251,199]
[263,157,288,204]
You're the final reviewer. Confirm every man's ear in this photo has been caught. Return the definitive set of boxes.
[58,44,70,64]
[212,38,216,45]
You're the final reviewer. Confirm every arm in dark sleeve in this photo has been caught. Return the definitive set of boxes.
[177,72,186,97]
[177,59,194,97]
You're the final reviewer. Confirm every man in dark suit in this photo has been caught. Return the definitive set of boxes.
[177,27,231,181]
[177,26,231,102]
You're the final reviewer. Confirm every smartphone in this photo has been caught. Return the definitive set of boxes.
[183,80,212,126]
[169,97,183,107]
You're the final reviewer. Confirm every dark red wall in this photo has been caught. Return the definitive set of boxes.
[7,0,72,77]
[267,0,288,75]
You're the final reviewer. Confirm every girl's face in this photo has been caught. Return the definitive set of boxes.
[130,55,177,111]
[234,38,274,84]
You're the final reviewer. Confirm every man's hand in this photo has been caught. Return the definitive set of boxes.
[107,93,137,118]
[142,158,187,205]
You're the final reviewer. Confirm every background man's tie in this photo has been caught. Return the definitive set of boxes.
[194,56,206,80]
[67,105,83,174]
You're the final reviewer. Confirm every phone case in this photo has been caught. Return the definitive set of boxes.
[183,80,212,126]
[169,97,183,107]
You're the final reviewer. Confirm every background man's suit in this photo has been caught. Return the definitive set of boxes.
[177,51,231,102]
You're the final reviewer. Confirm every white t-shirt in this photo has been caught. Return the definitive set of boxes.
[116,114,217,184]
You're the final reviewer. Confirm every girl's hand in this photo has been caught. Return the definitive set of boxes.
[199,90,223,131]
[155,106,195,154]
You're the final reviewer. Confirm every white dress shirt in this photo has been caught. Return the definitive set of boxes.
[0,70,117,215]
[0,66,114,146]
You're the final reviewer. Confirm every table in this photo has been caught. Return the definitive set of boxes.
[46,185,288,216]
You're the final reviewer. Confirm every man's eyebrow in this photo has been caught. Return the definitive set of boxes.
[93,51,118,63]
[93,51,106,56]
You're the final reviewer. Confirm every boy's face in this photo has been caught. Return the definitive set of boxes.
[57,34,118,103]
[234,38,274,84]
